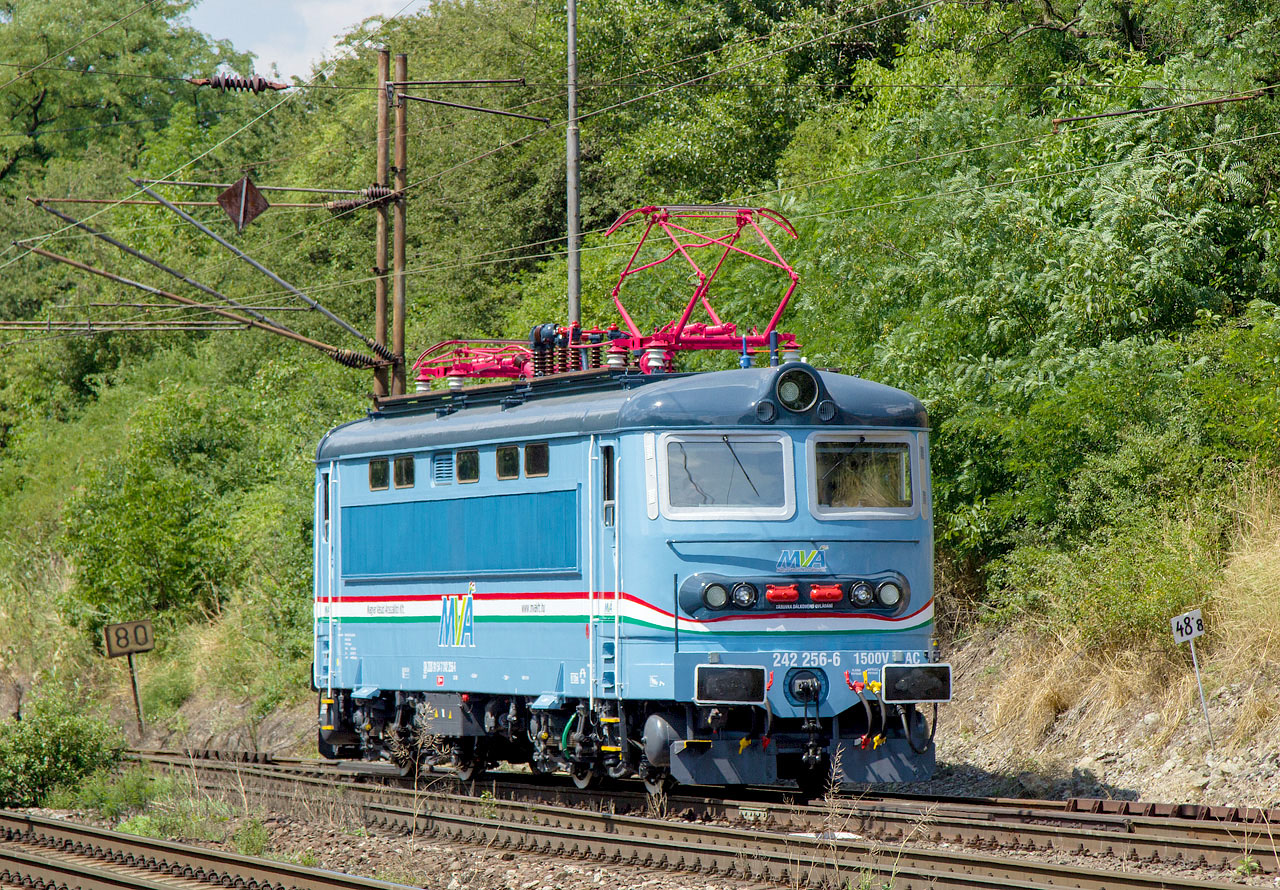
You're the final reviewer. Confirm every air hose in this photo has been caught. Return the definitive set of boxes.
[900,704,938,755]
[854,686,873,736]
[561,711,579,752]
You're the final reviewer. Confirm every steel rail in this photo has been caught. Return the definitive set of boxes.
[0,811,415,890]
[133,750,1276,865]
[0,844,185,890]
[133,751,1263,887]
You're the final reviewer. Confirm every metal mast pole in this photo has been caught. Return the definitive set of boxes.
[566,0,581,324]
[374,49,391,398]
[392,52,409,395]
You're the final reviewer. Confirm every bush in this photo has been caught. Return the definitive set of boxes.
[60,458,235,637]
[991,503,1222,652]
[233,818,270,857]
[0,688,122,806]
[116,791,232,842]
[46,765,171,820]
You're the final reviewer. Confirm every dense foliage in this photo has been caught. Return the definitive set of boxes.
[0,686,122,806]
[0,0,1277,684]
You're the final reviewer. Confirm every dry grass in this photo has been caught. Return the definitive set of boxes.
[1220,470,1280,669]
[985,631,1199,753]
[1215,469,1280,748]
[979,469,1280,759]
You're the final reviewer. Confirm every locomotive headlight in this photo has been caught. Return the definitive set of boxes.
[849,581,875,607]
[702,583,730,610]
[731,582,758,608]
[775,368,819,412]
[876,581,903,607]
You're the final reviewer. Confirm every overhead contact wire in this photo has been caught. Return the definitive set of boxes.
[29,198,309,338]
[0,0,165,91]
[133,180,396,361]
[18,244,380,367]
[2,0,425,274]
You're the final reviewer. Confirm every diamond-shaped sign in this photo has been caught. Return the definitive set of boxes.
[216,175,270,232]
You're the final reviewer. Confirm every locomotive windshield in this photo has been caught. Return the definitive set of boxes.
[814,441,912,509]
[666,436,786,508]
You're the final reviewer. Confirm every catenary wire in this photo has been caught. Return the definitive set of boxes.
[141,77,1240,315]
[0,0,165,91]
[177,0,941,282]
[9,3,1253,331]
[182,117,1275,314]
[1,0,426,276]
[20,75,1254,319]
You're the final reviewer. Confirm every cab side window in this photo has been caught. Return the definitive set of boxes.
[394,456,415,488]
[456,450,479,483]
[496,445,520,480]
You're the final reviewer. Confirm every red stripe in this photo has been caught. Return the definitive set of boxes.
[316,590,933,625]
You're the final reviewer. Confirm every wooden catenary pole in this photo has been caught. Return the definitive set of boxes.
[374,48,391,398]
[392,53,409,396]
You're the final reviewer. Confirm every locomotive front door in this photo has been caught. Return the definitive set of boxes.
[589,438,622,699]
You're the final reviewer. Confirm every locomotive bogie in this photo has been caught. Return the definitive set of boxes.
[313,363,949,789]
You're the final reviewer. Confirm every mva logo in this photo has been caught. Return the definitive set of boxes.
[438,594,475,647]
[777,549,828,571]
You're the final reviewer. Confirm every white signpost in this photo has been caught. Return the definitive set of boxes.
[1170,608,1213,750]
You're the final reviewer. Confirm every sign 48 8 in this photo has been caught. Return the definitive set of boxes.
[1170,609,1205,645]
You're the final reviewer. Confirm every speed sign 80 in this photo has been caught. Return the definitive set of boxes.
[103,620,155,658]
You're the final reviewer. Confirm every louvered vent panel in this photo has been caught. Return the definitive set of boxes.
[433,453,453,484]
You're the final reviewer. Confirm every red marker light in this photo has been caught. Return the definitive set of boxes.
[765,583,799,603]
[809,583,843,603]
[460,694,470,703]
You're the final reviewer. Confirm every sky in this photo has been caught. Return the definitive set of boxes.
[184,1,414,80]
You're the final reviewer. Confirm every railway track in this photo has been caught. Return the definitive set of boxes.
[0,809,415,890]
[128,749,1272,889]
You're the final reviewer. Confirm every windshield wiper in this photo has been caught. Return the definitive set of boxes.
[722,435,760,497]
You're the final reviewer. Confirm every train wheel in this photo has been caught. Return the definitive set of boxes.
[452,741,485,784]
[528,757,554,776]
[570,764,598,790]
[642,770,673,798]
[456,761,484,783]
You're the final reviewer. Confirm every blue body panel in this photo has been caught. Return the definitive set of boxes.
[342,491,578,577]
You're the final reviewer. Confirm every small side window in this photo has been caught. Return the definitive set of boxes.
[525,443,549,477]
[394,455,415,488]
[496,445,520,480]
[369,458,389,491]
[321,472,330,541]
[601,445,615,527]
[456,450,479,483]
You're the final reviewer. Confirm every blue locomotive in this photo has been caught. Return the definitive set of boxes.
[312,207,950,792]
